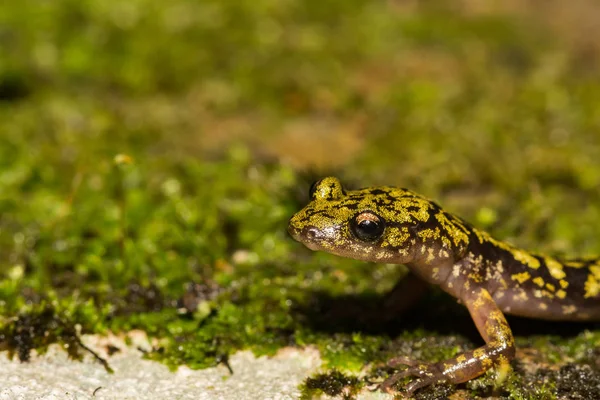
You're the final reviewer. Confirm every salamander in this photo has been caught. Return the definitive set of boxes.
[287,176,600,396]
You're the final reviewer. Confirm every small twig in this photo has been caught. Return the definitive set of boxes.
[78,340,114,374]
[216,353,234,375]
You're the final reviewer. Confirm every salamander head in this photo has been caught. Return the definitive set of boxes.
[287,177,434,264]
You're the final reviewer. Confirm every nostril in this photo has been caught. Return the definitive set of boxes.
[306,228,319,240]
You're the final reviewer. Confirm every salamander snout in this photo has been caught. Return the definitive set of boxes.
[287,218,328,252]
[287,222,320,242]
[287,222,299,239]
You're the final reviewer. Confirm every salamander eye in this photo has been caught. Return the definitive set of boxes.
[351,211,385,242]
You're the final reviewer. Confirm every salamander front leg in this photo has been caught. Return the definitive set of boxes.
[379,287,515,396]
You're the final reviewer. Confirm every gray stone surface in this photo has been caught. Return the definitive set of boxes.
[0,333,314,400]
[0,332,391,400]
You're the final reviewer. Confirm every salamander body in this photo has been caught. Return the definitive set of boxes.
[288,177,600,395]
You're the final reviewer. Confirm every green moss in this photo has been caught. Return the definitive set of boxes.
[0,304,112,373]
[300,369,363,400]
[465,364,556,400]
[553,363,600,400]
[2,1,600,399]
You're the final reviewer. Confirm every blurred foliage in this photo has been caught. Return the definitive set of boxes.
[1,0,600,398]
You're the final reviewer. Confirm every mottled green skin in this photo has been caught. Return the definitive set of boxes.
[288,177,600,395]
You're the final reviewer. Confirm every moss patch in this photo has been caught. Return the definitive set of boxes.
[0,305,112,373]
[301,369,363,400]
[1,0,600,399]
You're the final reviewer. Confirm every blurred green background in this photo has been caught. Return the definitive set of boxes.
[1,1,600,398]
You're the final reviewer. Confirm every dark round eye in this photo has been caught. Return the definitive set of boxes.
[350,211,385,242]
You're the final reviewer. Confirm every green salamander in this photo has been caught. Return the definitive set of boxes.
[288,177,600,395]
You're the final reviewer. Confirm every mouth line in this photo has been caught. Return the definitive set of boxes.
[303,241,322,251]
